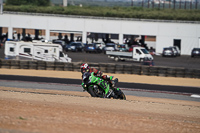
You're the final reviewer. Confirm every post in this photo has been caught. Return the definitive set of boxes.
[8,27,13,39]
[0,27,2,36]
[63,0,67,7]
[22,29,26,41]
[119,33,123,44]
[45,29,50,41]
[82,31,87,44]
[174,0,176,9]
[0,0,3,14]
[70,33,74,42]
[35,29,39,40]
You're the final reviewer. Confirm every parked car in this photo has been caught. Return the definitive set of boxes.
[64,42,84,52]
[52,40,66,48]
[85,43,102,53]
[115,44,129,52]
[103,43,116,54]
[95,42,105,51]
[191,48,200,57]
[169,46,181,56]
[162,47,177,57]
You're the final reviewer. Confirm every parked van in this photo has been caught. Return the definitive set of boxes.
[4,41,71,63]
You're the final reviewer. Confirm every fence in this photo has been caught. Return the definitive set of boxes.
[0,59,200,79]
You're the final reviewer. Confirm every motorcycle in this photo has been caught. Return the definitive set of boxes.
[82,72,126,100]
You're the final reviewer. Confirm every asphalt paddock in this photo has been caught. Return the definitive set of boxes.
[1,45,200,69]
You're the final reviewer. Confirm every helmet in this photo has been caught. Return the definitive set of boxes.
[80,63,89,74]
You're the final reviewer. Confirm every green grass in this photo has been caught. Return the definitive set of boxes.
[18,116,27,120]
[3,5,200,21]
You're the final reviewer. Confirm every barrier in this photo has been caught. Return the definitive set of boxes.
[64,63,73,71]
[0,59,199,79]
[29,61,38,70]
[115,64,124,74]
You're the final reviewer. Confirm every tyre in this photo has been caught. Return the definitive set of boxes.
[114,57,119,62]
[88,86,105,98]
[140,58,144,62]
[88,86,98,97]
[114,89,126,100]
[119,92,126,100]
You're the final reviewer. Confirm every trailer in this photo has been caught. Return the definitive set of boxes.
[4,41,72,63]
[106,46,153,62]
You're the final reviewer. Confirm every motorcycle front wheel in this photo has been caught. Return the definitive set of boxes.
[119,92,126,100]
[113,89,126,100]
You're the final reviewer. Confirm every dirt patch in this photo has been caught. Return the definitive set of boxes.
[0,87,200,133]
[0,69,200,133]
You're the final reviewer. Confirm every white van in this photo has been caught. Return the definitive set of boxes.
[4,41,72,63]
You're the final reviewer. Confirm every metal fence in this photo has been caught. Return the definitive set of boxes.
[1,59,200,79]
[65,0,200,9]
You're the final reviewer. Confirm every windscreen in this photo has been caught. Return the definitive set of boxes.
[141,49,149,54]
[60,52,64,57]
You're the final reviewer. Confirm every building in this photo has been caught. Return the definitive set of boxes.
[0,12,200,55]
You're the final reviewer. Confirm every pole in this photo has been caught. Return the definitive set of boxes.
[174,0,176,9]
[63,0,68,7]
[0,0,3,14]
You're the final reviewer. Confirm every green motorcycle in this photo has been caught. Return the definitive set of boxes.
[82,72,126,100]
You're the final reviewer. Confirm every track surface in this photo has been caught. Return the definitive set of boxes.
[1,74,200,102]
[1,74,200,94]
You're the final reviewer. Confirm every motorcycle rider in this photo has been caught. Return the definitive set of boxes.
[80,63,118,98]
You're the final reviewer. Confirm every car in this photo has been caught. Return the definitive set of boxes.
[103,43,116,54]
[169,46,181,56]
[64,42,84,52]
[52,40,66,48]
[95,42,105,51]
[85,43,102,53]
[191,48,200,57]
[115,44,129,52]
[162,47,177,57]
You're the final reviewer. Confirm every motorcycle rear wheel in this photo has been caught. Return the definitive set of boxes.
[88,86,105,98]
[88,86,98,97]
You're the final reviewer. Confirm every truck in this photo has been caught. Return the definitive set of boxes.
[106,46,153,62]
[4,41,72,63]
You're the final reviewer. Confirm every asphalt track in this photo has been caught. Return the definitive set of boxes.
[1,74,200,95]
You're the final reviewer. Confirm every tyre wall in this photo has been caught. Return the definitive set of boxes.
[0,59,199,79]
